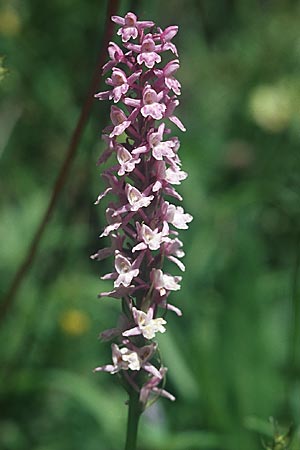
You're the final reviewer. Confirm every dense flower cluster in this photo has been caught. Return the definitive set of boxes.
[92,12,192,406]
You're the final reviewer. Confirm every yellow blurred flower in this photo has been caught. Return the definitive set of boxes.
[0,6,21,36]
[249,84,293,133]
[59,309,90,336]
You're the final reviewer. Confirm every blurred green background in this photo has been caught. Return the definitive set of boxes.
[1,0,300,449]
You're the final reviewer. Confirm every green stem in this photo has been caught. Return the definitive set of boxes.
[124,390,142,450]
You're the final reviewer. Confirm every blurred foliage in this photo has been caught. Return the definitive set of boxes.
[261,419,293,450]
[1,0,300,449]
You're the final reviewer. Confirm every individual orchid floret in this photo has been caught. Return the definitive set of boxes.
[126,184,154,211]
[116,145,141,176]
[102,42,127,73]
[155,59,181,95]
[148,123,176,160]
[132,222,169,252]
[112,12,154,42]
[151,161,182,199]
[165,202,193,229]
[138,34,161,68]
[165,96,186,132]
[100,208,122,237]
[165,165,188,184]
[109,106,131,137]
[136,343,161,378]
[123,86,167,121]
[114,252,139,287]
[163,237,186,272]
[123,307,167,340]
[94,343,141,374]
[126,34,162,68]
[95,342,160,378]
[106,68,129,102]
[151,268,182,296]
[140,367,175,405]
[163,60,181,94]
[158,25,179,55]
[105,68,142,103]
[141,86,166,120]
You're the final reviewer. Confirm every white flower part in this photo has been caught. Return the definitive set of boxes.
[123,307,167,340]
[166,202,193,229]
[151,161,166,192]
[158,60,181,95]
[165,76,181,96]
[114,252,139,287]
[164,237,186,271]
[94,187,112,205]
[148,123,175,160]
[165,166,187,185]
[107,68,129,102]
[109,106,131,138]
[112,13,155,43]
[94,344,140,374]
[126,184,154,211]
[100,208,122,237]
[152,181,162,192]
[141,86,166,120]
[112,344,141,371]
[120,349,141,370]
[166,237,185,258]
[132,222,169,252]
[117,145,140,176]
[137,35,161,68]
[151,269,182,296]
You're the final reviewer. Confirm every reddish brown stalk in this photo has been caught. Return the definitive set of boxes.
[0,0,120,324]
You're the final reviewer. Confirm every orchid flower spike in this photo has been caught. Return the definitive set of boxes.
[93,11,192,409]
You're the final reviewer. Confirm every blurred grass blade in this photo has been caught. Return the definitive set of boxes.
[144,430,224,450]
[157,331,199,400]
[46,370,125,448]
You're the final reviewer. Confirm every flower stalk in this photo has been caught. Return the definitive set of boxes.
[124,389,142,450]
[92,11,192,448]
